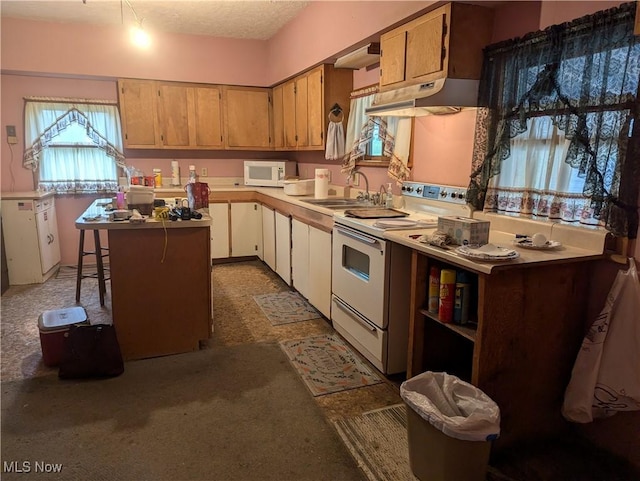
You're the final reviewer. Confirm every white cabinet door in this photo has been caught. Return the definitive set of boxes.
[291,219,310,298]
[261,206,275,270]
[275,211,291,285]
[230,202,262,257]
[308,226,332,318]
[209,203,230,259]
[36,200,61,274]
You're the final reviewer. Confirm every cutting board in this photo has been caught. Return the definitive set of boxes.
[344,208,409,219]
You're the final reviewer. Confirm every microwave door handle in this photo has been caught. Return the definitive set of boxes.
[333,297,376,332]
[335,226,379,247]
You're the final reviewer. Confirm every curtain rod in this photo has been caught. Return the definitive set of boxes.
[24,97,117,106]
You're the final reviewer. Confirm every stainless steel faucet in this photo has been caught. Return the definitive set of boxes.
[352,170,369,202]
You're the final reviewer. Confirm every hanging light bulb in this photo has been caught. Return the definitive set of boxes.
[130,20,150,48]
[122,0,151,48]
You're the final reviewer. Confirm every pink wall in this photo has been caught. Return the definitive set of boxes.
[1,18,268,86]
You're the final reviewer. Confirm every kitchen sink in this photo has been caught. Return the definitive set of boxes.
[301,198,370,209]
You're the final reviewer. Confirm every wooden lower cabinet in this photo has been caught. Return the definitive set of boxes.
[408,251,593,452]
[108,226,212,360]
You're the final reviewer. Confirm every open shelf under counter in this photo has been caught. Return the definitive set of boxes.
[418,308,477,342]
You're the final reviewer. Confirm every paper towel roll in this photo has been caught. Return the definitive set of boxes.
[171,161,180,186]
[314,169,329,199]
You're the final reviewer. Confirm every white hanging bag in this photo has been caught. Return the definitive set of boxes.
[562,259,640,423]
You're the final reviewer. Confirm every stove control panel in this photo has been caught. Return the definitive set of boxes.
[401,182,468,205]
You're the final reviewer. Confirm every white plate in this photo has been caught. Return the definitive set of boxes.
[512,239,562,250]
[455,244,519,261]
[374,219,419,228]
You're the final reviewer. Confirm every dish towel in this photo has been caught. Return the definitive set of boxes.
[325,120,345,161]
[387,118,411,183]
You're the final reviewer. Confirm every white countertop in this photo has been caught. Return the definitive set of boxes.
[1,191,55,201]
[75,199,211,230]
[384,227,605,274]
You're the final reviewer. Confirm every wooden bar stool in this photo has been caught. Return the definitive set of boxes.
[75,229,109,306]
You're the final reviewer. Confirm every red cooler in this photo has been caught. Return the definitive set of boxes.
[38,307,89,367]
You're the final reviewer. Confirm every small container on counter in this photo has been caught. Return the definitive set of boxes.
[153,168,162,188]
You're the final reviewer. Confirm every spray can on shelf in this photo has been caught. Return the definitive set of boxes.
[438,269,456,323]
[454,270,472,325]
[427,266,441,314]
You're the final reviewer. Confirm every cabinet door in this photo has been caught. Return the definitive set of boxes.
[291,219,310,299]
[283,80,297,149]
[406,13,446,80]
[209,203,230,259]
[261,206,276,270]
[295,75,309,148]
[380,31,408,87]
[308,227,331,318]
[230,202,262,257]
[275,211,291,285]
[306,67,324,148]
[223,86,271,149]
[158,83,190,147]
[272,84,285,149]
[35,201,60,274]
[193,86,224,148]
[118,79,162,148]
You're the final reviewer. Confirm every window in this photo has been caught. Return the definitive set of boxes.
[468,2,639,237]
[23,99,125,194]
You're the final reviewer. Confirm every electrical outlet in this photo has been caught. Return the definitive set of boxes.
[6,125,17,144]
[201,167,208,177]
[351,172,359,187]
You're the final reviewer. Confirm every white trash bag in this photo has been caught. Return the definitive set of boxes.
[400,371,500,442]
[562,259,640,423]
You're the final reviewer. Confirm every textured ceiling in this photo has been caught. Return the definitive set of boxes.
[0,0,311,40]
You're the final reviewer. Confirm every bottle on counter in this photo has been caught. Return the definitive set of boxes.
[153,168,162,188]
[385,182,394,208]
[188,165,198,183]
[116,188,126,210]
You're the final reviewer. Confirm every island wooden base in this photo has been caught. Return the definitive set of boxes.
[108,226,212,360]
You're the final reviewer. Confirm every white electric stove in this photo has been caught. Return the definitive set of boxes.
[333,182,473,238]
[330,182,472,375]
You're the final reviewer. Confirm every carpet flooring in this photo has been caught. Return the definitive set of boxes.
[1,342,365,481]
[280,334,383,396]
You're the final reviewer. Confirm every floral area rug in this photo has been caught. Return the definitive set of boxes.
[253,291,321,325]
[279,334,383,396]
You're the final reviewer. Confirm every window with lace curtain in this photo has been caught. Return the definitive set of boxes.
[23,98,125,194]
[468,2,639,238]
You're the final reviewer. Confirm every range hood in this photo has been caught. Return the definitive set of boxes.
[365,78,479,117]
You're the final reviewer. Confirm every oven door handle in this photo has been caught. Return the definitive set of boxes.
[335,226,380,247]
[333,297,377,332]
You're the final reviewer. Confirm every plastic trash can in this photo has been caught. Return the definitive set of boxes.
[400,371,500,481]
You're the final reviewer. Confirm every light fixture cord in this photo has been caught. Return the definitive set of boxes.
[123,0,143,26]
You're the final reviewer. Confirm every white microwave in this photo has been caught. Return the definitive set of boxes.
[244,160,297,187]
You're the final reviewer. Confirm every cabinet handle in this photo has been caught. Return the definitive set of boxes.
[333,296,376,332]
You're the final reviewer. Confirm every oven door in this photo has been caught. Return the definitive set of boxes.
[331,224,389,329]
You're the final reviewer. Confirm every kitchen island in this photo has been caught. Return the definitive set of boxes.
[76,199,212,361]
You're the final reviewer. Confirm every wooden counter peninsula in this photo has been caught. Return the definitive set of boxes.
[76,199,212,360]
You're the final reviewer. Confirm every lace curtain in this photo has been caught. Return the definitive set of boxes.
[23,98,125,193]
[341,87,404,180]
[468,2,640,237]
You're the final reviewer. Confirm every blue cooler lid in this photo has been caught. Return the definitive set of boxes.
[38,307,88,331]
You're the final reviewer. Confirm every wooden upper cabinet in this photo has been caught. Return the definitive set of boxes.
[273,64,352,152]
[272,84,285,150]
[158,83,224,149]
[380,2,493,91]
[118,79,162,149]
[223,86,271,150]
[282,80,297,149]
